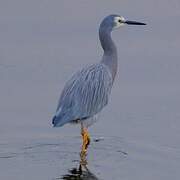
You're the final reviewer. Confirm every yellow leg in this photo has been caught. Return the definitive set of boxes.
[80,123,90,156]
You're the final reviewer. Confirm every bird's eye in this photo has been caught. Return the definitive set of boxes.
[118,19,122,23]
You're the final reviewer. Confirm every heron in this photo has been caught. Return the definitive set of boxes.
[52,14,146,156]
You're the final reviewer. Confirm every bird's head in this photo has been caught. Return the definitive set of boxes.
[100,14,146,31]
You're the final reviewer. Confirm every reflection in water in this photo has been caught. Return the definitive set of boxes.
[61,153,99,180]
[61,166,98,180]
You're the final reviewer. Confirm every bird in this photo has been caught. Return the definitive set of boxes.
[52,14,146,156]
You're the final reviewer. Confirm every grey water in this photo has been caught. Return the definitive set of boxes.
[1,1,180,180]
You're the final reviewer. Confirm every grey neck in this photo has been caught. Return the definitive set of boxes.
[99,27,118,81]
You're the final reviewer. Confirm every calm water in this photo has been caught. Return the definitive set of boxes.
[1,1,180,179]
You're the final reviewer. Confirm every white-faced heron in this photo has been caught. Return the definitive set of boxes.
[52,15,146,155]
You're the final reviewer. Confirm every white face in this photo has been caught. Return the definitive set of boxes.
[113,16,126,29]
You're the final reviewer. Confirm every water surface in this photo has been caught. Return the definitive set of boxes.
[1,0,180,179]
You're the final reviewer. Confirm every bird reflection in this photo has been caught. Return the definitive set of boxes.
[61,153,99,180]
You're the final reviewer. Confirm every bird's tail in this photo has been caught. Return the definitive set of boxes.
[52,115,65,127]
[52,112,71,127]
[52,116,57,126]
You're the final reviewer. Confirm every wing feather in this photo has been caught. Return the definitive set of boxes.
[53,63,113,126]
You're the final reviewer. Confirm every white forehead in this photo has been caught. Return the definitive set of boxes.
[113,16,125,29]
[114,16,125,22]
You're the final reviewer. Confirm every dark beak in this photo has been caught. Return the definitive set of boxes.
[125,20,146,25]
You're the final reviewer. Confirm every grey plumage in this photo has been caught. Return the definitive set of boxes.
[52,63,113,127]
[52,14,146,127]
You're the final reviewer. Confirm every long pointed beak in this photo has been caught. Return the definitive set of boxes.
[125,20,146,25]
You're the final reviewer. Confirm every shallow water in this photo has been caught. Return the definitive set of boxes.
[1,0,180,180]
[1,135,180,180]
